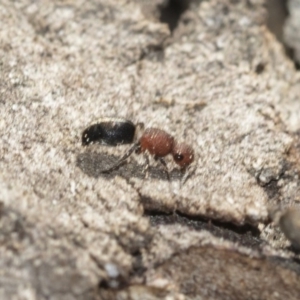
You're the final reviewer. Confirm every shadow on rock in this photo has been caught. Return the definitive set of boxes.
[76,151,184,181]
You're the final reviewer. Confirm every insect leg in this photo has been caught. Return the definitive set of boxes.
[156,157,170,182]
[101,142,140,173]
[142,153,150,179]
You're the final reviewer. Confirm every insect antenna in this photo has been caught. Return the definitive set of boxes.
[180,164,196,186]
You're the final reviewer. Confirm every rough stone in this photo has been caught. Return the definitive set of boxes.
[1,0,300,299]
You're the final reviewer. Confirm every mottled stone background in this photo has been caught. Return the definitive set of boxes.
[1,0,300,299]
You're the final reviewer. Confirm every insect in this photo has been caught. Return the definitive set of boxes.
[102,127,194,179]
[82,117,137,146]
[82,118,195,181]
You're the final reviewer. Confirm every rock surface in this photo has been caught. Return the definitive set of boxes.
[1,0,300,299]
[284,0,300,65]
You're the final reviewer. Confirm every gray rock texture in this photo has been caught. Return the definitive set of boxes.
[284,0,300,64]
[1,0,300,299]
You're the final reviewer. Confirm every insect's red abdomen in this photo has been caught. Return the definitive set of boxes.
[139,128,174,157]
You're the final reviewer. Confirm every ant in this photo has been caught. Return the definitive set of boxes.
[82,118,195,182]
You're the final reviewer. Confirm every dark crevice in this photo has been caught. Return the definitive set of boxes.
[255,62,265,74]
[130,250,147,277]
[145,210,263,249]
[266,0,300,69]
[159,0,192,32]
[260,160,298,206]
[287,48,300,70]
[98,277,127,291]
[266,0,288,43]
[269,255,300,275]
[262,178,281,202]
